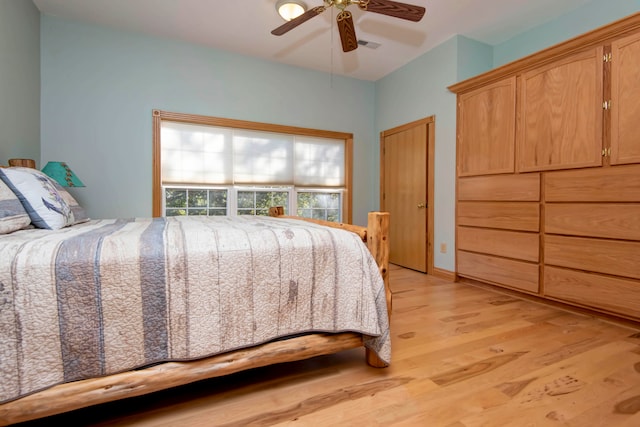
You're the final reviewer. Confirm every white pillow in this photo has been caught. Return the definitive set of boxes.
[51,181,89,224]
[0,167,76,230]
[0,176,31,234]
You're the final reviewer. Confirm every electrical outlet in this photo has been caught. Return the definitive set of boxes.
[440,242,447,253]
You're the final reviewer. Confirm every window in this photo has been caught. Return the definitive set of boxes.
[237,189,290,216]
[297,191,341,222]
[164,187,227,216]
[152,110,353,222]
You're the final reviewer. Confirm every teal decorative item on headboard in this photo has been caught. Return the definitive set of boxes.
[41,161,85,187]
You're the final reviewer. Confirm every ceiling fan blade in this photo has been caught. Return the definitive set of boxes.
[337,10,358,52]
[359,0,426,22]
[271,6,326,36]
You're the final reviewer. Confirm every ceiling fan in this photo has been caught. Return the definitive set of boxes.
[271,0,426,52]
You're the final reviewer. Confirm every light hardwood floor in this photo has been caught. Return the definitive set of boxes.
[16,265,640,426]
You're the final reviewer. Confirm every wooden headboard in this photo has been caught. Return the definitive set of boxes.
[7,159,36,168]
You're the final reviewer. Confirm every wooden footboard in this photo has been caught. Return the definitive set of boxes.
[0,211,390,425]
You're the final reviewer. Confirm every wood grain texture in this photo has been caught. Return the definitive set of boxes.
[337,11,358,52]
[458,173,540,201]
[457,77,516,177]
[545,235,640,280]
[7,159,36,168]
[544,266,640,319]
[457,250,539,293]
[545,203,640,241]
[457,201,540,232]
[380,115,435,275]
[361,0,426,22]
[0,333,364,425]
[382,121,428,272]
[366,211,391,313]
[9,265,640,427]
[270,6,325,36]
[430,352,529,386]
[545,163,640,202]
[517,47,603,172]
[450,14,640,382]
[457,226,539,262]
[611,31,640,165]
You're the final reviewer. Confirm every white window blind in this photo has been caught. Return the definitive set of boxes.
[294,136,345,187]
[161,121,345,187]
[233,130,294,184]
[161,122,233,184]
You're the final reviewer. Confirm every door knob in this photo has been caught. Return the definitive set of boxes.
[417,203,426,209]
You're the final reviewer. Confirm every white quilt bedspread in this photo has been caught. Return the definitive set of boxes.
[0,215,390,403]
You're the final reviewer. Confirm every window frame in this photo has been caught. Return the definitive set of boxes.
[152,110,353,222]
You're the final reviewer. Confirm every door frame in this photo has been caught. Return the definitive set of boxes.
[380,116,435,275]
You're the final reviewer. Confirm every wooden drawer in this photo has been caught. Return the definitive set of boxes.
[545,164,640,202]
[457,226,539,262]
[457,202,539,231]
[458,173,540,201]
[545,235,640,280]
[546,203,640,241]
[544,266,640,319]
[457,250,539,293]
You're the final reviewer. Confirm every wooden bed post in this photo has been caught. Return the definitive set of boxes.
[366,211,391,315]
[365,211,391,368]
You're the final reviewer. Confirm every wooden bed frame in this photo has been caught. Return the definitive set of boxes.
[0,205,390,425]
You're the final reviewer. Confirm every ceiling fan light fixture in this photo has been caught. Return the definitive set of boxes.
[276,0,308,21]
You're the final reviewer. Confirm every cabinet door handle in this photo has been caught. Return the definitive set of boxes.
[417,203,426,209]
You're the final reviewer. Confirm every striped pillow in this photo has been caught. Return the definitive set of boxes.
[0,175,31,234]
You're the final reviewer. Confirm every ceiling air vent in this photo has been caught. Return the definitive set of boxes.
[357,39,381,49]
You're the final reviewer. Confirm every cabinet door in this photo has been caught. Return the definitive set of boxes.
[611,32,640,165]
[458,77,516,176]
[518,47,603,172]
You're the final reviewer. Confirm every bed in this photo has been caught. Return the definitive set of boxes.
[0,165,391,425]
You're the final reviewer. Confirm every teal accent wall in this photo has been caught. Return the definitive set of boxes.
[457,36,493,82]
[0,0,40,164]
[494,0,640,66]
[40,16,376,224]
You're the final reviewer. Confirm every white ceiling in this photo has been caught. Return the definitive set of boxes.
[32,0,595,81]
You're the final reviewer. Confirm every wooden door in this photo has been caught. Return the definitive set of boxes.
[381,117,434,273]
[611,32,640,165]
[518,47,604,172]
[458,77,516,176]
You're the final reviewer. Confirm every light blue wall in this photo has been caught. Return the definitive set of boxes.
[0,0,40,164]
[375,37,459,272]
[38,3,640,272]
[494,0,640,66]
[457,36,493,82]
[376,4,639,272]
[40,16,376,224]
